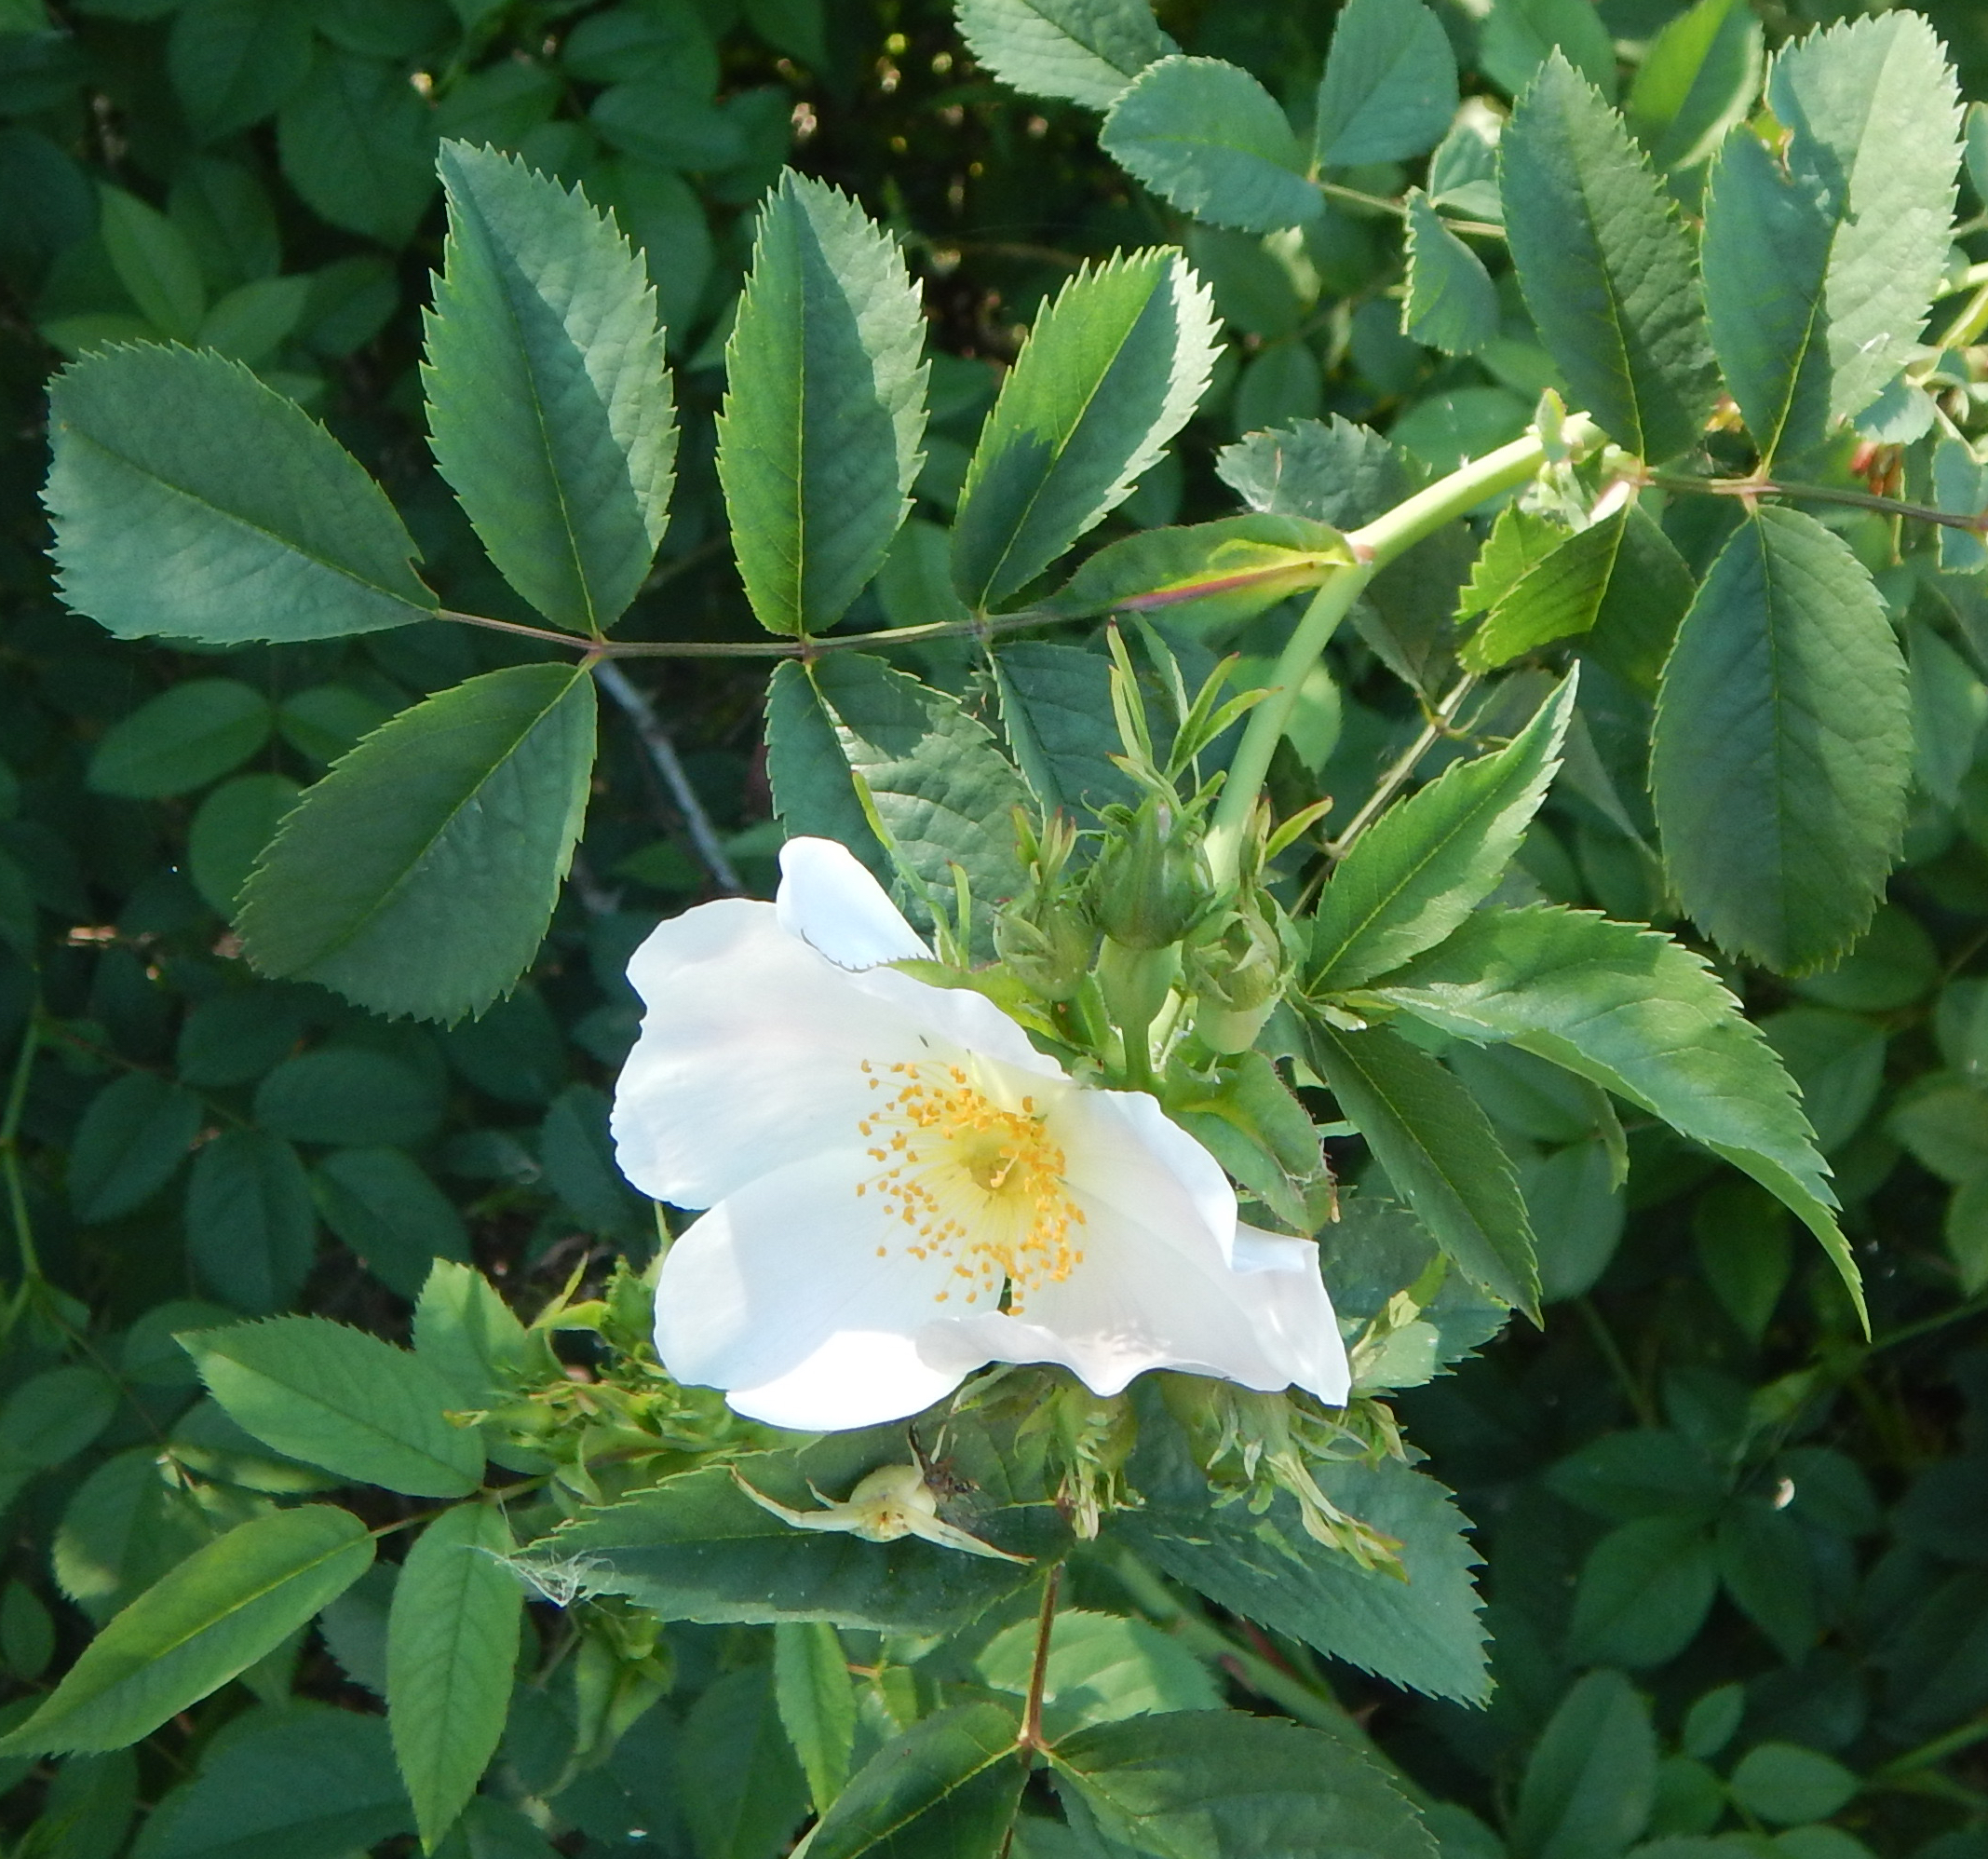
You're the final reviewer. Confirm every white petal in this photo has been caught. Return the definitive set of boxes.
[848,966,1065,1080]
[1231,1222,1352,1406]
[776,836,928,970]
[654,1147,971,1430]
[615,901,913,1208]
[1052,1090,1237,1262]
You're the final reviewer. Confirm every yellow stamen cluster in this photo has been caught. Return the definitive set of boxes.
[856,1059,1084,1312]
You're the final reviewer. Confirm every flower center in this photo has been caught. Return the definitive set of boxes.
[856,1060,1085,1312]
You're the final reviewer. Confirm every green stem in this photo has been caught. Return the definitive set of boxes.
[1651,471,1988,535]
[1324,673,1478,861]
[1207,416,1596,886]
[1,1015,44,1287]
[1017,1563,1062,1755]
[1871,1712,1988,1783]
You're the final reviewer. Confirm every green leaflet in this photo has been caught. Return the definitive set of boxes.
[45,344,435,645]
[87,679,273,799]
[1314,0,1457,166]
[717,170,927,635]
[953,248,1219,609]
[1400,189,1497,357]
[773,1621,858,1812]
[98,183,204,340]
[1366,903,1860,1323]
[974,1611,1221,1733]
[1513,1671,1657,1859]
[314,1147,472,1301]
[68,1073,202,1224]
[1625,0,1763,173]
[1568,1515,1719,1666]
[185,1129,318,1315]
[237,662,596,1024]
[1649,504,1910,974]
[1050,1713,1436,1859]
[1577,501,1697,694]
[1099,58,1321,236]
[1700,13,1961,465]
[770,654,1032,951]
[807,1702,1023,1859]
[1305,1019,1541,1314]
[990,641,1136,821]
[1501,52,1718,463]
[277,47,437,246]
[180,1317,486,1498]
[677,1668,811,1859]
[1462,511,1627,671]
[135,1704,413,1859]
[169,0,314,145]
[1215,415,1415,528]
[1479,0,1618,102]
[1045,512,1347,629]
[386,1503,521,1848]
[0,1507,373,1757]
[955,0,1169,109]
[1118,1395,1489,1703]
[1310,673,1574,992]
[424,142,676,635]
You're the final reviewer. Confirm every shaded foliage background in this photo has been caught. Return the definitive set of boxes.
[2,0,1988,1855]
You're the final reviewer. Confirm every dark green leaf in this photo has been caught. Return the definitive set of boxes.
[991,641,1137,820]
[1305,1020,1539,1313]
[1715,1501,1818,1662]
[676,1665,809,1859]
[774,1620,858,1812]
[277,48,438,246]
[953,248,1218,607]
[1726,1744,1857,1826]
[237,662,596,1022]
[98,184,204,341]
[1480,0,1617,101]
[252,1048,442,1148]
[185,1129,318,1315]
[1100,57,1320,235]
[717,170,926,636]
[1577,500,1697,693]
[0,1508,372,1757]
[1649,505,1910,972]
[1568,1516,1718,1665]
[168,0,312,142]
[808,1701,1023,1859]
[1050,1711,1436,1858]
[1369,904,1860,1322]
[68,1074,202,1223]
[1501,52,1717,461]
[46,345,434,645]
[1400,190,1497,357]
[1315,0,1457,165]
[1699,14,1960,464]
[764,658,888,878]
[87,682,272,802]
[1512,1670,1657,1859]
[1310,674,1573,991]
[181,1316,485,1498]
[314,1147,472,1298]
[189,775,301,916]
[1546,1429,1725,1523]
[387,1503,521,1848]
[426,142,675,635]
[955,0,1168,109]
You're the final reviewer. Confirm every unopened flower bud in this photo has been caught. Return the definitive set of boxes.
[993,892,1097,1001]
[1188,902,1289,1053]
[1089,799,1214,951]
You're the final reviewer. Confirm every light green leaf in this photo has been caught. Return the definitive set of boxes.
[237,662,596,1022]
[180,1316,485,1498]
[185,1129,318,1315]
[0,1507,372,1757]
[135,1703,412,1859]
[1625,0,1763,173]
[1481,0,1617,101]
[1366,903,1860,1324]
[99,184,205,341]
[197,275,311,365]
[774,1621,858,1812]
[1314,0,1457,166]
[68,1074,203,1224]
[1049,1711,1436,1858]
[955,0,1169,109]
[1513,1670,1657,1859]
[1701,14,1961,465]
[387,1504,521,1849]
[412,1260,534,1408]
[1501,51,1717,462]
[1305,1019,1540,1314]
[975,1609,1220,1735]
[1462,512,1626,670]
[1310,674,1573,991]
[1649,504,1910,973]
[800,653,1033,951]
[1215,415,1414,528]
[425,142,675,635]
[717,170,927,636]
[277,47,438,246]
[808,1700,1022,1859]
[87,680,274,799]
[953,248,1218,608]
[1100,57,1321,235]
[1401,189,1497,357]
[46,345,435,645]
[1046,511,1346,628]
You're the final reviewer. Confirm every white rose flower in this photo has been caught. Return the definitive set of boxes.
[610,836,1350,1432]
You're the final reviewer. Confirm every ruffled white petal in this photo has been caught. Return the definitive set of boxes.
[1231,1223,1352,1406]
[1051,1089,1237,1265]
[654,1147,968,1430]
[775,836,928,970]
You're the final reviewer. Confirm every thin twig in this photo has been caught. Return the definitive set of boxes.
[1323,674,1478,862]
[1,1015,44,1286]
[1651,471,1988,535]
[590,661,744,895]
[1017,1563,1062,1755]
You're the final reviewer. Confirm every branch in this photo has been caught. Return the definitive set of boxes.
[590,661,744,896]
[1652,471,1988,535]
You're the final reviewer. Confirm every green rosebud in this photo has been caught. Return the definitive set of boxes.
[1187,898,1290,1053]
[1088,797,1214,951]
[993,895,1097,1001]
